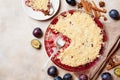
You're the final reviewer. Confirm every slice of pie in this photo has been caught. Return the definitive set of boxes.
[25,0,50,15]
[45,10,107,71]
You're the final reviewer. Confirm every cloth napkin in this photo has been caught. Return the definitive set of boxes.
[90,36,120,80]
[98,38,120,80]
[72,21,120,80]
[87,19,120,79]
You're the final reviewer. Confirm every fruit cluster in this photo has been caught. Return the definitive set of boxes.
[66,0,120,21]
[47,66,120,80]
[47,66,89,80]
[31,27,43,49]
[47,66,73,80]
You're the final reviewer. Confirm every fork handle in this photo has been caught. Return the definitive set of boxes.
[42,48,59,70]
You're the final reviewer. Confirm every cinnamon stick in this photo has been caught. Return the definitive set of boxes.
[86,2,92,14]
[92,6,107,13]
[88,3,93,14]
[91,0,106,13]
[81,0,88,12]
[92,0,99,19]
[106,55,120,70]
[93,10,99,19]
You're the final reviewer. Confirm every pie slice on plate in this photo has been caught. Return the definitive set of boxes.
[22,0,60,20]
[25,0,51,15]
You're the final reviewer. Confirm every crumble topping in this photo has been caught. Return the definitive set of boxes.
[50,11,103,67]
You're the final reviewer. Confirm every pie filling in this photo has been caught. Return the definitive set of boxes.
[25,0,50,15]
[48,11,104,67]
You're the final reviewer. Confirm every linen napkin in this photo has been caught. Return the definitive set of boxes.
[90,36,120,80]
[97,39,120,80]
[86,20,120,79]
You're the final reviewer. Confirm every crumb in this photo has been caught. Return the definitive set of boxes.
[43,10,50,15]
[101,15,107,21]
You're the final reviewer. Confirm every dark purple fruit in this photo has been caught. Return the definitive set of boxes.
[33,27,43,38]
[63,73,72,80]
[79,74,88,80]
[66,0,76,6]
[101,72,113,80]
[47,66,58,77]
[54,76,63,80]
[109,9,120,20]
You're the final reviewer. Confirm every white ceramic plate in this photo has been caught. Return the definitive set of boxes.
[22,0,60,20]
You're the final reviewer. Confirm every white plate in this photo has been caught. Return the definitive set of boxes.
[22,0,60,20]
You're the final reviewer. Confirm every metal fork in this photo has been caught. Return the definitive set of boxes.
[42,38,65,69]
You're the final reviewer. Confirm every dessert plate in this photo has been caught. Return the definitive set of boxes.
[22,0,60,20]
[44,10,107,72]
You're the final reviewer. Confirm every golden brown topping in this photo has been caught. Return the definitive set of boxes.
[50,11,103,67]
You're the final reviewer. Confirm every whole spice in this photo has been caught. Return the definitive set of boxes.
[77,2,83,8]
[101,15,107,21]
[99,1,105,7]
[106,55,120,70]
[77,0,107,20]
[92,6,107,13]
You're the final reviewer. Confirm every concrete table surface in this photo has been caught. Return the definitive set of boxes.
[0,0,120,80]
